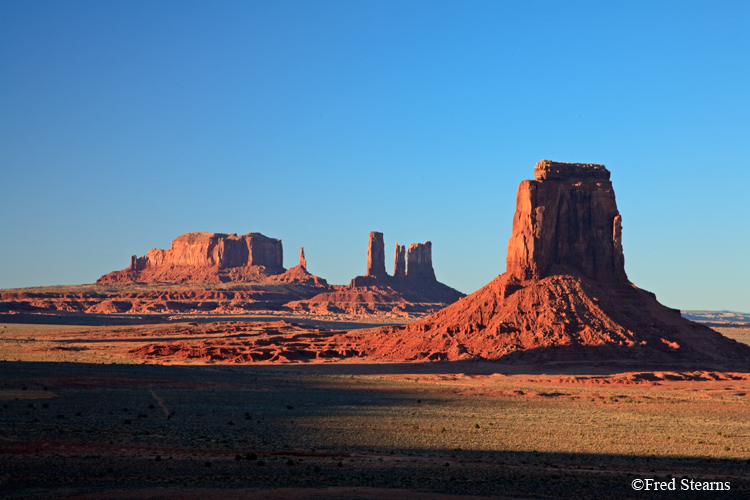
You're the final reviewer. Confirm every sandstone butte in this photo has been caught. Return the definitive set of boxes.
[285,231,465,315]
[354,160,750,368]
[97,232,320,285]
[57,230,461,316]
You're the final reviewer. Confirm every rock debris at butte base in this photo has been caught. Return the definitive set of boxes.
[356,160,750,368]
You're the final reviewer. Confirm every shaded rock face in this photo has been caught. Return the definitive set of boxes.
[366,231,387,277]
[393,243,406,278]
[347,232,463,305]
[406,241,435,281]
[359,160,750,367]
[506,160,627,283]
[130,255,147,271]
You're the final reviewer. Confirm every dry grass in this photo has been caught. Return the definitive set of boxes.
[2,319,750,498]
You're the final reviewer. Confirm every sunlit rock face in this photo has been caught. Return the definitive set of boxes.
[365,231,387,277]
[506,160,627,284]
[98,232,285,284]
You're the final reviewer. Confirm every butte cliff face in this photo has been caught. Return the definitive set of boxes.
[144,232,282,269]
[99,232,286,284]
[353,234,439,286]
[358,160,750,368]
[506,160,627,283]
[365,231,387,277]
[89,229,459,316]
[405,241,436,282]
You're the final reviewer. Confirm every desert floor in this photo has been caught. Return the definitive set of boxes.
[1,315,750,499]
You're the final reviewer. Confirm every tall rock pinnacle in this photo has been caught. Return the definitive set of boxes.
[394,243,406,278]
[366,231,387,277]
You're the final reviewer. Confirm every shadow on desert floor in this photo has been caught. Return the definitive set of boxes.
[2,360,750,499]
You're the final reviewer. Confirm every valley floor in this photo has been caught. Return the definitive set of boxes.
[1,316,750,499]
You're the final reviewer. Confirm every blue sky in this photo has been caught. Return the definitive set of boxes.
[1,0,748,312]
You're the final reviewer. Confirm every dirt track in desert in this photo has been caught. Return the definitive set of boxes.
[1,316,750,499]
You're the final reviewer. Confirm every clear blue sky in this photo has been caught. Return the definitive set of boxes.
[1,0,748,312]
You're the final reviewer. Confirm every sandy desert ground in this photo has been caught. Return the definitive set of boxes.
[1,316,750,499]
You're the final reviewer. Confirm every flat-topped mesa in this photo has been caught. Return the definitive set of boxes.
[98,232,288,284]
[365,231,387,277]
[506,160,627,284]
[145,232,283,270]
[533,160,610,181]
[406,241,436,281]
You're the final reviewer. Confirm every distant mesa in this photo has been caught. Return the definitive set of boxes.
[75,229,461,316]
[358,160,750,367]
[97,232,325,286]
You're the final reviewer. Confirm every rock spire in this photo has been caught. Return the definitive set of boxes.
[394,243,406,278]
[366,231,387,277]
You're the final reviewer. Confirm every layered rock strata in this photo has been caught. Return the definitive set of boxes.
[507,160,626,283]
[356,160,750,367]
[13,228,464,317]
[99,232,286,284]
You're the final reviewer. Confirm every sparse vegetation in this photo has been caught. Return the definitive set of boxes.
[2,319,750,497]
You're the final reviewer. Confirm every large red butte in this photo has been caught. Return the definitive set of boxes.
[358,160,750,368]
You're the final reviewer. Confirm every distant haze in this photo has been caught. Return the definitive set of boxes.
[1,1,748,312]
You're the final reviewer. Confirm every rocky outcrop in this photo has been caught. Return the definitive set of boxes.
[405,241,435,281]
[22,229,461,318]
[142,232,283,270]
[130,255,147,271]
[348,232,463,304]
[506,160,627,283]
[366,232,387,277]
[99,232,287,284]
[356,160,750,368]
[394,243,406,278]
